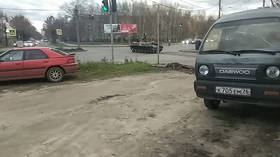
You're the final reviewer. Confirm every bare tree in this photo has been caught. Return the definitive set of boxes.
[0,11,7,46]
[271,0,280,7]
[42,0,216,43]
[10,15,42,41]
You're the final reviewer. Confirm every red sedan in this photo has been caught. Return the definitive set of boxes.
[0,47,78,82]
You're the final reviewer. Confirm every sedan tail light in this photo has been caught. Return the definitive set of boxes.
[67,58,75,64]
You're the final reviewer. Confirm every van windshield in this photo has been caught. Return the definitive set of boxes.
[201,18,280,53]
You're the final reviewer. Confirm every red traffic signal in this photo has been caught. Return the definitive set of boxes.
[89,14,94,20]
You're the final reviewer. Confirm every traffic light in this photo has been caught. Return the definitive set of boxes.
[102,0,109,12]
[112,0,117,12]
[74,5,79,15]
[89,14,94,20]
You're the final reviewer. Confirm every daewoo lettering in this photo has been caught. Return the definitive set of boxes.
[218,69,251,75]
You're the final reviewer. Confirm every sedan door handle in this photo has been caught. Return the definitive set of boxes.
[15,63,21,65]
[43,61,49,63]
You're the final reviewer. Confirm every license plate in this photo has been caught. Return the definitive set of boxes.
[215,86,251,96]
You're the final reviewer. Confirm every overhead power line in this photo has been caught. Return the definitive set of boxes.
[180,0,205,9]
[226,0,243,6]
[151,0,215,11]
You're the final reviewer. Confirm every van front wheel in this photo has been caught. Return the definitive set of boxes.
[204,99,221,110]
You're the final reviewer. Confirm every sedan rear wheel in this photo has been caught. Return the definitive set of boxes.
[46,67,64,82]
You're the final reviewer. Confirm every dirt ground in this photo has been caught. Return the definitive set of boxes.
[1,72,280,157]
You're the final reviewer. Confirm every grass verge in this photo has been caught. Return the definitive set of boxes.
[74,61,157,81]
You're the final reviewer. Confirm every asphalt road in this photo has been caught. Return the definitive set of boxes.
[75,44,196,66]
[1,43,196,66]
[0,43,196,66]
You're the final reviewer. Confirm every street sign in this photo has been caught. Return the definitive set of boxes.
[104,24,119,33]
[9,30,16,36]
[8,28,17,37]
[104,24,137,34]
[56,29,63,36]
[120,24,137,34]
[8,28,16,37]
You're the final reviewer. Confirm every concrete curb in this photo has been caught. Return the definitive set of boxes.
[179,49,197,53]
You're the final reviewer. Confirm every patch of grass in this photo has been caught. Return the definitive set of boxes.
[75,61,157,81]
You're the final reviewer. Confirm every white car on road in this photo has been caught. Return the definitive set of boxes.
[24,41,35,47]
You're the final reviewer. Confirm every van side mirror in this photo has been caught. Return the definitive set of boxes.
[195,40,202,50]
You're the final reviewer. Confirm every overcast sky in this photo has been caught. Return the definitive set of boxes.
[0,0,269,32]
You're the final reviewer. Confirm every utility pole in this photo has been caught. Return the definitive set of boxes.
[128,33,131,45]
[74,5,80,48]
[157,3,160,65]
[2,17,8,47]
[4,24,8,47]
[218,0,221,18]
[110,0,114,63]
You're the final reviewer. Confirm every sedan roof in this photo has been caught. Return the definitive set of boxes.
[216,8,280,24]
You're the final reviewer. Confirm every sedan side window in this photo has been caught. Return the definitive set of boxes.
[0,51,24,62]
[25,50,48,60]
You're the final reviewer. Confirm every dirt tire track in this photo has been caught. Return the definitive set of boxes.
[1,72,280,157]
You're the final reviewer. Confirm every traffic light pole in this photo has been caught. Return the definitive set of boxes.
[102,0,115,63]
[157,3,160,65]
[77,14,80,48]
[218,0,221,18]
[75,5,80,48]
[3,24,8,47]
[110,1,114,63]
